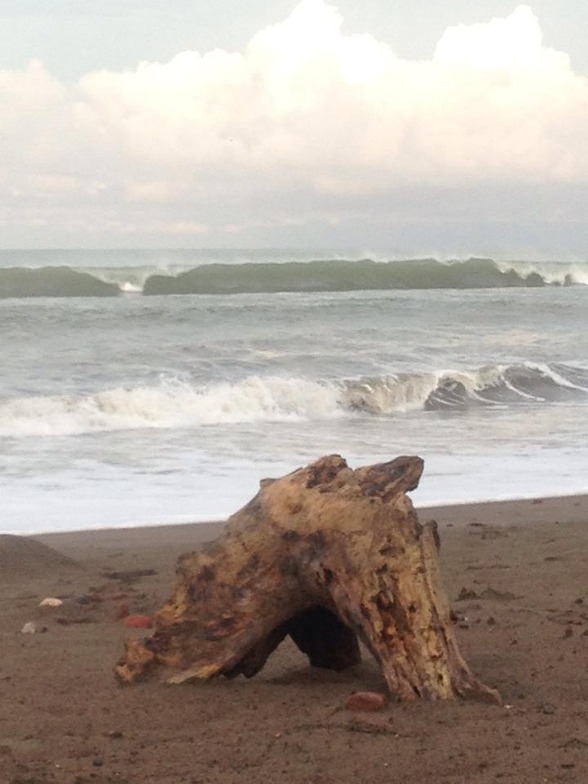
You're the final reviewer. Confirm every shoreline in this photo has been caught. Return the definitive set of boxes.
[28,492,588,546]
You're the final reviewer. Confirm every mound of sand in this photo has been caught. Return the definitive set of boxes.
[0,534,80,581]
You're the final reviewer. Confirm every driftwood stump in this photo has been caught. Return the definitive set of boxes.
[115,454,498,702]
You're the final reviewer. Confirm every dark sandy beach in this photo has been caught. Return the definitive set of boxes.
[1,495,588,783]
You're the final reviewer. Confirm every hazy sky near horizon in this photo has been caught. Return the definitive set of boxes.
[1,0,587,255]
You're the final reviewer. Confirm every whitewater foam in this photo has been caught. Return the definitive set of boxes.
[2,363,586,438]
[0,377,345,437]
[497,260,588,286]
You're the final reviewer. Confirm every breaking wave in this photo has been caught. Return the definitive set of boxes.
[344,362,588,413]
[0,267,120,298]
[1,258,587,298]
[1,362,586,438]
[142,258,587,295]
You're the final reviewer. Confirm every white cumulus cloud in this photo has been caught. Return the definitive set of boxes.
[1,1,587,246]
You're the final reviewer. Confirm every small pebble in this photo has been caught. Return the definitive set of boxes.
[345,691,387,712]
[123,614,153,629]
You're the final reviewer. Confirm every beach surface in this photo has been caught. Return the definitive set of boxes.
[1,495,588,783]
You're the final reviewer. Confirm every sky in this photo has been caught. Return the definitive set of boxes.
[1,0,587,256]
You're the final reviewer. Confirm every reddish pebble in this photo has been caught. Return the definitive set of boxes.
[345,691,387,712]
[123,614,153,629]
[114,602,130,620]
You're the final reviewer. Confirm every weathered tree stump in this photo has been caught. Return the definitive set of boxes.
[115,454,499,702]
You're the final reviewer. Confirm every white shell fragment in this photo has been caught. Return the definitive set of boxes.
[39,597,63,607]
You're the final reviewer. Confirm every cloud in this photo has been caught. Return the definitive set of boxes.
[434,5,562,70]
[1,1,588,246]
[0,60,66,174]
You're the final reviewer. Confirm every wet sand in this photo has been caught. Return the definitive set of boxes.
[1,495,587,783]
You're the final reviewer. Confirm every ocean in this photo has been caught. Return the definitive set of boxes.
[1,249,587,534]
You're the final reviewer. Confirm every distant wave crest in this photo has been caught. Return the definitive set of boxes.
[1,258,587,298]
[0,267,120,298]
[143,258,585,295]
[1,362,586,438]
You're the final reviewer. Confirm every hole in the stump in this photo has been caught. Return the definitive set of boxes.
[285,606,361,671]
